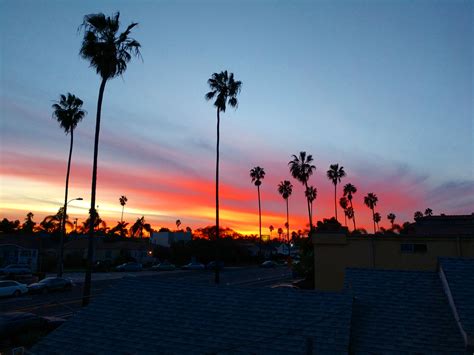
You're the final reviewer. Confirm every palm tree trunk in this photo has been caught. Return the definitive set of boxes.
[258,185,262,255]
[286,198,290,258]
[83,77,107,306]
[350,199,356,231]
[304,181,312,231]
[58,128,74,277]
[372,208,376,234]
[120,206,124,224]
[334,184,337,221]
[214,108,220,284]
[344,212,347,227]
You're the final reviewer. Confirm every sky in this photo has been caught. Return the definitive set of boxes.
[0,0,473,235]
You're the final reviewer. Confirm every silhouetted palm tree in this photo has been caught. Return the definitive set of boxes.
[414,211,424,220]
[387,213,396,228]
[130,216,151,238]
[339,197,349,227]
[80,12,141,305]
[176,219,181,230]
[305,186,318,224]
[250,166,265,253]
[119,195,128,224]
[269,225,274,238]
[343,183,358,230]
[277,227,283,240]
[424,208,433,216]
[277,180,293,256]
[346,207,354,227]
[109,221,129,237]
[289,152,316,230]
[364,193,378,234]
[52,93,86,277]
[205,70,242,284]
[326,164,346,221]
[22,212,36,233]
[373,212,381,232]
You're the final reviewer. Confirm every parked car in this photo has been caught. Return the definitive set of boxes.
[271,283,298,289]
[115,262,142,272]
[151,261,176,271]
[260,260,276,268]
[0,312,66,341]
[0,264,32,276]
[206,261,224,270]
[182,262,205,270]
[27,277,74,294]
[0,281,28,297]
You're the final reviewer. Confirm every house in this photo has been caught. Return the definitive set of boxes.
[149,231,192,248]
[0,244,38,271]
[275,243,299,257]
[411,213,474,236]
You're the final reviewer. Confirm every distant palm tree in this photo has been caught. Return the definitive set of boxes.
[52,93,86,277]
[109,221,129,237]
[277,227,283,240]
[414,211,424,220]
[277,180,293,256]
[364,193,378,234]
[305,186,318,224]
[130,216,152,238]
[176,219,181,230]
[346,207,354,227]
[22,212,36,233]
[269,225,274,238]
[80,12,141,305]
[387,213,396,228]
[326,164,346,221]
[339,197,349,227]
[373,212,381,232]
[289,152,316,230]
[205,70,242,284]
[424,208,433,216]
[119,195,128,224]
[250,166,265,253]
[39,208,72,234]
[343,183,358,231]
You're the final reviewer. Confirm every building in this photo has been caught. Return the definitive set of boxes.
[149,231,192,248]
[411,213,474,236]
[0,244,38,271]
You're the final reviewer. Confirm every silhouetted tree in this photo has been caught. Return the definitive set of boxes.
[176,219,181,231]
[277,180,293,256]
[289,152,316,230]
[414,211,424,221]
[250,166,265,253]
[22,212,36,233]
[373,212,381,232]
[424,208,433,216]
[346,207,354,226]
[109,221,129,237]
[205,70,242,284]
[39,208,72,235]
[119,195,128,224]
[305,186,317,224]
[0,218,20,233]
[52,93,86,277]
[364,193,378,234]
[339,197,349,227]
[130,216,152,238]
[80,12,141,305]
[343,183,357,231]
[277,227,283,240]
[387,213,396,228]
[269,225,274,237]
[326,164,346,221]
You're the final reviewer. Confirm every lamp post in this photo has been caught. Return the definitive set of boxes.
[58,197,83,277]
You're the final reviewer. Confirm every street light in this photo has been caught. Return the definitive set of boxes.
[58,197,83,277]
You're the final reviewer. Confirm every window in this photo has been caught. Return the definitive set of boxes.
[401,243,427,254]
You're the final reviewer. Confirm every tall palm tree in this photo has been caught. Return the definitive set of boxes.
[288,152,316,230]
[373,212,381,232]
[326,164,346,221]
[305,186,318,225]
[176,219,181,230]
[52,93,86,277]
[119,195,128,224]
[79,12,141,305]
[387,213,396,228]
[339,197,349,227]
[364,193,378,234]
[205,70,242,284]
[277,180,293,256]
[250,166,265,254]
[269,225,274,238]
[424,208,433,216]
[343,183,358,231]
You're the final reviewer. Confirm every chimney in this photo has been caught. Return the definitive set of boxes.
[312,232,347,291]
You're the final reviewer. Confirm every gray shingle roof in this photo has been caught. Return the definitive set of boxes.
[345,268,467,354]
[32,278,352,354]
[440,258,474,337]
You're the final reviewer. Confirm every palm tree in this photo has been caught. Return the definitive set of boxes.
[52,93,86,277]
[373,212,381,232]
[250,166,265,254]
[414,211,424,220]
[176,219,181,230]
[205,70,242,284]
[130,216,152,238]
[326,164,346,221]
[387,213,396,228]
[339,197,349,227]
[346,207,354,228]
[269,225,274,238]
[364,193,378,234]
[288,152,316,230]
[424,208,433,216]
[277,227,283,240]
[305,186,318,225]
[79,12,141,305]
[109,221,129,237]
[119,195,128,224]
[22,212,36,233]
[277,180,293,256]
[343,183,358,230]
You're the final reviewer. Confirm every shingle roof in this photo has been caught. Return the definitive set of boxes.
[440,258,474,338]
[345,268,467,354]
[32,278,352,354]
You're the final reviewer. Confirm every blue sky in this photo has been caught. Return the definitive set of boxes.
[0,0,472,232]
